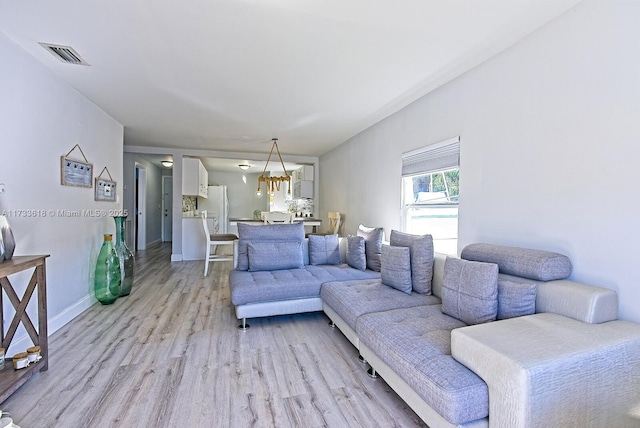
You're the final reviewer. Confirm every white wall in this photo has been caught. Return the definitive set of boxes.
[208,171,267,218]
[0,32,124,351]
[320,0,640,323]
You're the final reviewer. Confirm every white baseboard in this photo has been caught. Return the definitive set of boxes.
[6,293,96,355]
[171,253,183,262]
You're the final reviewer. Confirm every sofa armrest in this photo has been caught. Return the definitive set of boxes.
[451,313,640,428]
[233,240,239,269]
[536,279,618,323]
[338,236,347,263]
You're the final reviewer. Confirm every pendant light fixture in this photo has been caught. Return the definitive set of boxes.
[256,138,291,197]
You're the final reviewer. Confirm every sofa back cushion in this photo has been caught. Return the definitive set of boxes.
[308,234,341,265]
[500,272,620,324]
[441,257,499,325]
[357,224,384,271]
[236,222,305,271]
[380,244,412,294]
[346,235,367,271]
[460,243,572,281]
[389,230,434,294]
[497,278,536,319]
[247,241,304,271]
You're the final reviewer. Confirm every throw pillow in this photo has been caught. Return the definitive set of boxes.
[357,224,384,272]
[236,222,305,271]
[309,234,341,265]
[441,257,499,325]
[380,244,412,294]
[247,241,304,271]
[497,278,537,320]
[389,230,434,294]
[346,235,367,271]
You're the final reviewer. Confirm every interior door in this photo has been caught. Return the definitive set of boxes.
[135,164,147,251]
[162,176,173,242]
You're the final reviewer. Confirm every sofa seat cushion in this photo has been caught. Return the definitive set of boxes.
[356,306,489,425]
[230,264,380,306]
[304,264,381,282]
[229,269,323,306]
[320,279,440,330]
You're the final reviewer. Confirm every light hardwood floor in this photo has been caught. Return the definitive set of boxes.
[2,243,427,427]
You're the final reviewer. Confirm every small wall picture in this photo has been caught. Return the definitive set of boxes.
[61,156,93,188]
[61,144,93,188]
[95,178,116,202]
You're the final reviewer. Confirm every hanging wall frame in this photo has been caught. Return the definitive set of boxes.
[61,144,93,188]
[95,166,117,202]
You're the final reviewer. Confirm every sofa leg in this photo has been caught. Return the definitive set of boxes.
[367,366,378,379]
[328,320,336,328]
[358,354,367,365]
[237,318,250,331]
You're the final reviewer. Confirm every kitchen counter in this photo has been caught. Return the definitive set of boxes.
[183,211,217,218]
[229,217,322,232]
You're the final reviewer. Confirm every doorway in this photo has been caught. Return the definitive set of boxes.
[162,176,173,242]
[135,163,147,251]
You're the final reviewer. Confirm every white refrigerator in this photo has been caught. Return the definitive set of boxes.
[199,185,229,233]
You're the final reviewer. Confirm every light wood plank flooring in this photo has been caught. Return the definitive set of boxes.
[2,243,427,427]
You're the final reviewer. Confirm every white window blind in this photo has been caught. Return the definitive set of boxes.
[402,136,460,177]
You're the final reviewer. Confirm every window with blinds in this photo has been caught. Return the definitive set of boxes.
[401,136,460,255]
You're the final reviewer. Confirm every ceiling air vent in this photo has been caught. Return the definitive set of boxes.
[39,43,89,66]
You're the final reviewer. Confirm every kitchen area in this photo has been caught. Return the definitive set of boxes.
[181,156,320,261]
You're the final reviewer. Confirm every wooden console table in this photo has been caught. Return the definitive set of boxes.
[0,255,49,404]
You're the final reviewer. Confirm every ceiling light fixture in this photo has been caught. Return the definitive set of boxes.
[256,138,290,197]
[161,161,173,168]
[238,164,251,171]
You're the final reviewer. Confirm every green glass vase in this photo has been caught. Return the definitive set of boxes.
[94,234,121,305]
[113,216,134,296]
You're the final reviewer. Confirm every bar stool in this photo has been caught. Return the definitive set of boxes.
[201,210,237,276]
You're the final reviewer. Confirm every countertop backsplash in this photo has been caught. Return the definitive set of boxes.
[182,196,197,214]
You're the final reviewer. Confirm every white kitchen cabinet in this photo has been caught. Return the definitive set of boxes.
[182,217,205,260]
[183,158,208,198]
[293,165,314,182]
[293,180,314,199]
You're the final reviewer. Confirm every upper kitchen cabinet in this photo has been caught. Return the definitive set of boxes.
[183,158,208,198]
[292,165,314,199]
[293,165,314,182]
[293,181,313,199]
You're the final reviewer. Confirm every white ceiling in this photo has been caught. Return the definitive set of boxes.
[0,0,581,157]
[140,153,308,174]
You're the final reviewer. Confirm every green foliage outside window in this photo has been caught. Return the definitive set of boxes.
[410,168,459,203]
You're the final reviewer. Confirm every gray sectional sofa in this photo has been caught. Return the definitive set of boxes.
[229,222,381,329]
[228,223,640,427]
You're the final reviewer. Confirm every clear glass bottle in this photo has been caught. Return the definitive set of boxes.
[113,216,134,296]
[94,234,121,305]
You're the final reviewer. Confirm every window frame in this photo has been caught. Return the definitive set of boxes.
[400,137,460,255]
